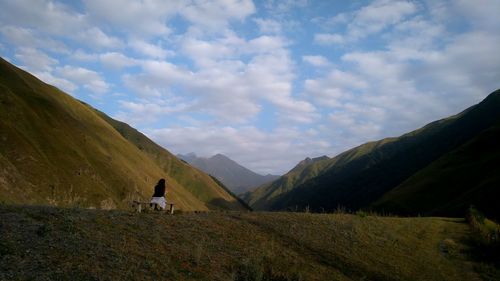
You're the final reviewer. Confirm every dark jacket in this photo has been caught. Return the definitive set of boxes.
[152,184,165,197]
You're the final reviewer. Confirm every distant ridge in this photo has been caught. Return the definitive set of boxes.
[246,89,500,219]
[0,57,246,211]
[242,155,330,210]
[177,153,279,194]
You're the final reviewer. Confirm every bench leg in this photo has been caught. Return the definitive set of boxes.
[169,204,174,215]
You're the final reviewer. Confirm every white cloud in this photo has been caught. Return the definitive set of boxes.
[56,66,110,94]
[254,18,282,34]
[302,55,330,67]
[451,0,500,31]
[314,33,345,45]
[83,0,180,36]
[115,98,192,126]
[181,0,256,30]
[305,70,368,108]
[31,71,77,94]
[147,125,330,175]
[316,0,418,44]
[265,0,308,13]
[348,0,417,39]
[124,33,315,124]
[99,52,137,69]
[72,49,98,61]
[0,0,85,35]
[0,26,69,53]
[15,47,58,72]
[76,27,124,49]
[129,39,173,59]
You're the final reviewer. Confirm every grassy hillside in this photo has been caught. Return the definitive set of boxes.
[249,90,500,217]
[0,57,244,211]
[373,124,500,220]
[0,204,490,281]
[243,156,331,210]
[92,111,247,211]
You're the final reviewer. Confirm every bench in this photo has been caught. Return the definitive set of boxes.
[132,200,175,214]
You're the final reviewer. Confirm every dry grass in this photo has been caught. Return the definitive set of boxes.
[0,205,486,281]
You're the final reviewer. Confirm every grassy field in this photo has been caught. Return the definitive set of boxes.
[0,205,495,281]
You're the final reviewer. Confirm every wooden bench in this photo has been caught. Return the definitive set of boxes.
[132,200,175,214]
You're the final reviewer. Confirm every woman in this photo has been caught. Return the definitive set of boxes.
[150,178,167,210]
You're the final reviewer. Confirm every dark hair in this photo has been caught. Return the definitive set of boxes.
[158,178,166,185]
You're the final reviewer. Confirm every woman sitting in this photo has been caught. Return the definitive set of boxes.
[150,178,167,210]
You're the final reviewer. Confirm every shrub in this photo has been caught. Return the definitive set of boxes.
[467,206,499,245]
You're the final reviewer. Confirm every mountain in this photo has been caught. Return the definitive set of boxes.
[242,155,330,209]
[373,122,500,218]
[247,90,500,219]
[0,57,246,211]
[177,153,279,194]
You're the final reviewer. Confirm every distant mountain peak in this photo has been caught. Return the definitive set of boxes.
[212,153,230,160]
[295,155,329,169]
[178,153,279,194]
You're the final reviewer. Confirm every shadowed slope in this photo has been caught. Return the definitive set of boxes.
[243,155,330,210]
[374,123,500,220]
[248,90,500,218]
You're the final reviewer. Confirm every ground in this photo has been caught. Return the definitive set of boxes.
[0,205,493,281]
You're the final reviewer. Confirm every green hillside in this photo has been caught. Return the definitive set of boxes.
[243,155,331,210]
[0,204,490,281]
[247,90,500,218]
[374,123,500,219]
[92,111,248,210]
[0,57,245,211]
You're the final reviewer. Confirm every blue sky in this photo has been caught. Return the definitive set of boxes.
[1,0,499,174]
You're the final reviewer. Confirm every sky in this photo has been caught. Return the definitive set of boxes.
[1,0,499,175]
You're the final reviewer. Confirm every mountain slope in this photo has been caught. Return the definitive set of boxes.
[0,57,245,211]
[373,123,500,219]
[178,153,279,194]
[248,90,500,217]
[93,113,248,210]
[242,155,330,209]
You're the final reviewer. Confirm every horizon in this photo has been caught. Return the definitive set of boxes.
[1,0,499,174]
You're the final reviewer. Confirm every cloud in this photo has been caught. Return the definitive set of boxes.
[316,0,418,44]
[123,33,315,124]
[305,69,368,107]
[75,27,124,49]
[83,0,180,36]
[14,47,58,72]
[147,125,330,175]
[348,0,417,39]
[314,33,344,45]
[115,98,192,126]
[0,0,85,35]
[31,71,77,94]
[129,39,173,59]
[451,0,500,31]
[56,66,110,94]
[0,26,69,53]
[302,55,330,67]
[99,52,137,69]
[181,0,256,30]
[265,0,308,13]
[254,18,282,34]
